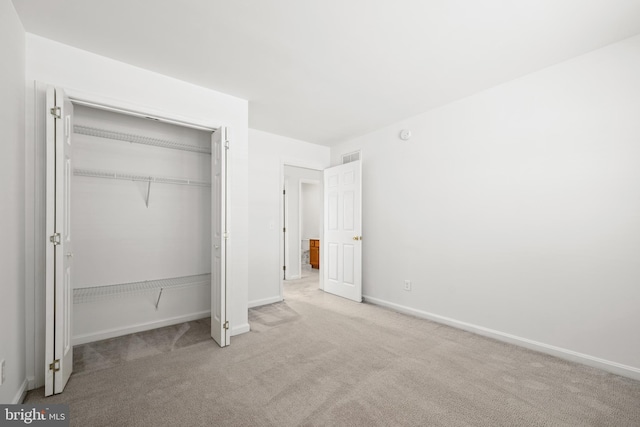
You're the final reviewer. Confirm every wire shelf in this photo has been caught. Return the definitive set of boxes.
[73,274,211,304]
[74,168,211,187]
[74,125,212,154]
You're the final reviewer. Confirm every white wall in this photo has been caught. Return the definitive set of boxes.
[301,182,321,240]
[331,35,640,379]
[24,34,250,389]
[248,129,329,307]
[284,166,322,278]
[0,0,26,404]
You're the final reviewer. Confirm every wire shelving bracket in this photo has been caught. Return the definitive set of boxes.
[73,168,211,207]
[73,274,212,309]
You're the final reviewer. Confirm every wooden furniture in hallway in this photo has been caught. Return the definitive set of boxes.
[310,239,320,269]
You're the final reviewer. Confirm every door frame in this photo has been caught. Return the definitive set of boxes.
[279,160,326,300]
[27,84,227,390]
[282,178,289,280]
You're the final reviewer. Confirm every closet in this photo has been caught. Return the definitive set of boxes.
[45,87,227,396]
[72,104,212,329]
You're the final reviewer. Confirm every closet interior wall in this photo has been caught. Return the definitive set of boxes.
[71,105,213,345]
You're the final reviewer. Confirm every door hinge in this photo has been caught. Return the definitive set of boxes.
[223,232,229,240]
[49,359,60,372]
[49,233,61,245]
[224,140,230,149]
[50,106,61,119]
[283,265,286,271]
[283,227,286,232]
[223,321,229,330]
[283,189,286,195]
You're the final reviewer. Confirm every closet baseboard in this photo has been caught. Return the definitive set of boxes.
[13,379,28,404]
[72,310,211,346]
[248,295,283,308]
[231,323,251,336]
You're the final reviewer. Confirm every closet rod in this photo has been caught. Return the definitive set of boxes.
[74,168,211,187]
[69,98,214,132]
[74,125,212,154]
[73,274,212,304]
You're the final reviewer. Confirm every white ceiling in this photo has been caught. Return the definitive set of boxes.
[12,0,640,145]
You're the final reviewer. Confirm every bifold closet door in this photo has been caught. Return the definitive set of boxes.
[211,127,228,347]
[45,86,74,396]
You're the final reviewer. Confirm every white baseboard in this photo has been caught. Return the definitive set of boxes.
[13,379,28,404]
[231,323,251,336]
[363,295,640,381]
[248,295,283,308]
[27,376,37,391]
[72,311,211,345]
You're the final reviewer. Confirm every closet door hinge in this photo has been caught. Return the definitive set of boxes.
[49,359,60,372]
[49,233,61,245]
[223,321,229,330]
[223,232,229,240]
[50,106,61,119]
[223,127,230,149]
[283,265,286,271]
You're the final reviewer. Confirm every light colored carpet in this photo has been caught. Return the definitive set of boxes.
[26,271,640,426]
[73,318,212,375]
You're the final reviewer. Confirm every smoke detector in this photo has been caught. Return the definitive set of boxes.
[399,129,412,141]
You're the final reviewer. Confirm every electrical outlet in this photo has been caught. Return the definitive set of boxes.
[404,280,411,291]
[0,359,5,385]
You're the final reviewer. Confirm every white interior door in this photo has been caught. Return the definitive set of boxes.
[323,160,362,302]
[211,127,228,346]
[45,87,74,396]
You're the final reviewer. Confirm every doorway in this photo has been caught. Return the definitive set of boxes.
[279,158,363,303]
[300,180,322,277]
[281,165,322,297]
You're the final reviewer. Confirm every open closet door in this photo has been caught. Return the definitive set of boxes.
[211,127,229,347]
[323,160,362,302]
[45,87,74,396]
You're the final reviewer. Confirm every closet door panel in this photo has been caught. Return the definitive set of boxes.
[210,127,227,347]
